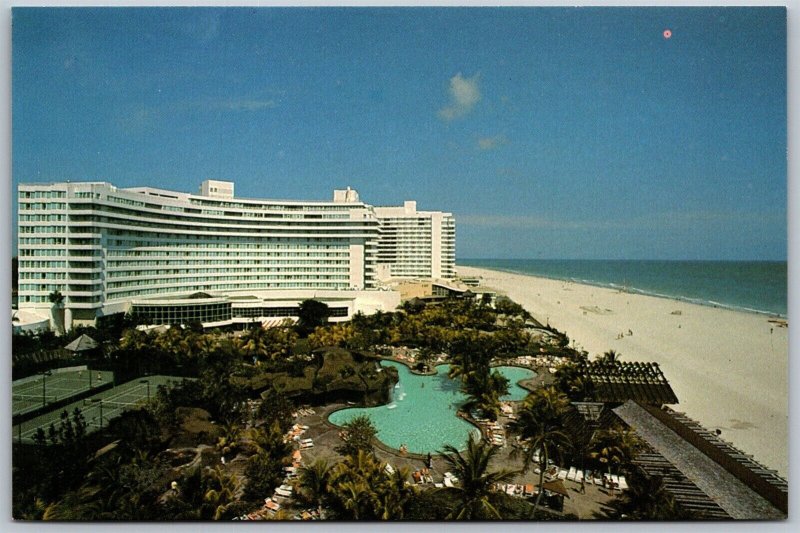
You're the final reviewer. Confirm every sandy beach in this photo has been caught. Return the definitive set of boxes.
[457,265,789,478]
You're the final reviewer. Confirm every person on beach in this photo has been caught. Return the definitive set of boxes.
[580,478,586,494]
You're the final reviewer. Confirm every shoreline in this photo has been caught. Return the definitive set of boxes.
[461,264,787,319]
[457,265,789,478]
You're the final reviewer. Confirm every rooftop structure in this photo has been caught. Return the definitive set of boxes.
[577,360,679,405]
[614,401,786,519]
[16,181,451,330]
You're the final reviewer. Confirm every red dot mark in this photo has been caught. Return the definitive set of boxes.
[663,29,672,39]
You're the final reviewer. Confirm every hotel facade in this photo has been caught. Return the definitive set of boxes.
[374,201,456,280]
[16,180,454,331]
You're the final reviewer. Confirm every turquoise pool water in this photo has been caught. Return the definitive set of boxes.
[327,361,536,454]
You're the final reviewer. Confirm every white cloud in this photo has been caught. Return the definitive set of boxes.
[216,99,277,111]
[477,135,508,150]
[438,73,481,121]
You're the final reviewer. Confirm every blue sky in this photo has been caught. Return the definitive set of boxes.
[11,7,787,260]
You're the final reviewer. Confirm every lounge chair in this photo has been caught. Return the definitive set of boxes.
[557,468,568,480]
[567,467,577,481]
[443,477,454,488]
[384,463,395,475]
[617,476,628,490]
[264,499,281,512]
[575,470,584,483]
[275,487,292,498]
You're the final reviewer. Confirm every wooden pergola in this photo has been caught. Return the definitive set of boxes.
[577,360,679,405]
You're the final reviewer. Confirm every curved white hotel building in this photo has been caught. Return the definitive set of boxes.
[16,180,454,331]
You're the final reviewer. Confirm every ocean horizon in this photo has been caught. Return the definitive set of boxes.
[458,259,787,318]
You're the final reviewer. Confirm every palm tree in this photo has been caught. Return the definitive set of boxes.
[515,425,572,518]
[203,466,242,520]
[216,422,241,459]
[335,479,372,520]
[241,325,269,364]
[298,458,332,517]
[461,369,509,420]
[327,450,383,519]
[377,466,414,520]
[611,468,694,520]
[42,486,104,520]
[598,349,620,365]
[509,391,572,518]
[587,424,643,482]
[48,290,65,335]
[521,386,570,427]
[437,434,519,520]
[168,466,206,519]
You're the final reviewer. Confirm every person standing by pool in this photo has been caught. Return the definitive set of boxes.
[427,452,432,469]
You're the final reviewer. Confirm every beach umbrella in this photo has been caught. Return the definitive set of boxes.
[542,479,571,498]
[64,334,98,353]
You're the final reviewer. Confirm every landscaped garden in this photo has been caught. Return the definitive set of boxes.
[12,296,680,521]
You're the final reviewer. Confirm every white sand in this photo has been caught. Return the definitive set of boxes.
[458,266,789,477]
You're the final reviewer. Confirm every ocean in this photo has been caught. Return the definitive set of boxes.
[458,259,787,318]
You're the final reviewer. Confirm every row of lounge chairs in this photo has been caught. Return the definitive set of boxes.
[412,468,434,484]
[238,449,307,520]
[292,407,316,418]
[475,418,506,447]
[442,471,459,487]
[511,355,568,369]
[494,483,536,497]
[554,466,628,491]
[284,424,310,443]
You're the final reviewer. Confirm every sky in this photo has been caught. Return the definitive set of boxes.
[10,6,787,260]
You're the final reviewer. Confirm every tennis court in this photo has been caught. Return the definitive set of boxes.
[13,375,188,443]
[12,366,114,417]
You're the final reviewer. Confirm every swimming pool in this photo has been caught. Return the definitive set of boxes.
[327,361,536,454]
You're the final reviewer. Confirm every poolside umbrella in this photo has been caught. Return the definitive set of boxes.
[64,334,98,353]
[542,479,571,499]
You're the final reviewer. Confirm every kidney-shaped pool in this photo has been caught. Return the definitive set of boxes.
[327,361,535,454]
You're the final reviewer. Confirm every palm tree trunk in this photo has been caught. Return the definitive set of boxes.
[531,449,548,519]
